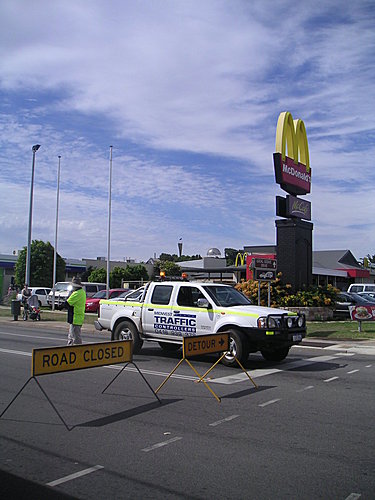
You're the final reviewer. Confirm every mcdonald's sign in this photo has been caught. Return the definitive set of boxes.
[235,252,247,266]
[273,111,311,195]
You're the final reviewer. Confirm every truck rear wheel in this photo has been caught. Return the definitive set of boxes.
[221,329,248,367]
[261,347,290,362]
[113,321,143,354]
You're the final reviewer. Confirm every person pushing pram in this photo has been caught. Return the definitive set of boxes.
[21,284,41,321]
[27,294,41,321]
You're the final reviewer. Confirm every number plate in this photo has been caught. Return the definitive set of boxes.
[293,334,302,341]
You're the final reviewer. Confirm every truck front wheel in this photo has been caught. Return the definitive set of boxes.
[113,321,143,354]
[261,347,290,362]
[221,329,248,367]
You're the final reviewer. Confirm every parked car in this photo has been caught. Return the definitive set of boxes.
[358,291,375,300]
[347,283,375,294]
[334,292,375,319]
[85,288,130,313]
[107,288,142,301]
[17,287,52,307]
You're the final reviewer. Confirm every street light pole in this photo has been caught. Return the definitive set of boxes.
[106,146,113,298]
[52,155,61,311]
[25,144,40,286]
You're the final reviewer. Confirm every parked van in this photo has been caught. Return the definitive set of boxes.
[347,283,375,294]
[47,282,106,309]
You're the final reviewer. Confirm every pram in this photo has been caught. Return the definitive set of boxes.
[25,294,41,321]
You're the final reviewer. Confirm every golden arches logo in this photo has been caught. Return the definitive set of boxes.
[275,111,310,172]
[235,252,247,266]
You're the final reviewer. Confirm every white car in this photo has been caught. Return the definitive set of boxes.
[17,287,52,307]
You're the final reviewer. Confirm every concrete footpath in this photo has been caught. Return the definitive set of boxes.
[1,313,375,355]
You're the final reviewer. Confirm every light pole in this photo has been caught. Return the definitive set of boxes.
[25,144,41,286]
[106,146,113,298]
[52,155,61,311]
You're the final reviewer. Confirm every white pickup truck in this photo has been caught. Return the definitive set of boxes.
[95,281,306,367]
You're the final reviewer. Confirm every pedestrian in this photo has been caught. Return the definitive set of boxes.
[66,276,86,346]
[21,284,31,320]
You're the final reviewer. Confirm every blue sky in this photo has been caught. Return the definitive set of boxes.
[1,0,374,263]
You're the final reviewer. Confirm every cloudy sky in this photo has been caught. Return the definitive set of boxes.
[1,0,374,264]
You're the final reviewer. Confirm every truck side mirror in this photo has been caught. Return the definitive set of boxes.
[197,298,210,309]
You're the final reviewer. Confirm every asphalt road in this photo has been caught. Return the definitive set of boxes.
[0,319,374,499]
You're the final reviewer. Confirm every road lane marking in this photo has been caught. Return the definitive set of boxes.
[345,494,361,500]
[0,347,200,382]
[296,385,314,392]
[365,364,372,368]
[347,369,359,374]
[142,436,182,452]
[46,465,104,487]
[211,355,341,385]
[0,332,63,341]
[324,376,339,383]
[209,415,240,427]
[0,348,32,356]
[105,364,200,381]
[258,399,280,407]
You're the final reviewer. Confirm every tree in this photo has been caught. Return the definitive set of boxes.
[14,240,65,287]
[110,267,127,288]
[225,248,240,266]
[80,266,94,282]
[88,268,107,283]
[159,260,181,276]
[88,265,149,288]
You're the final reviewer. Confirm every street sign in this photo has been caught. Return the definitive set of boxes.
[254,269,277,281]
[253,258,277,270]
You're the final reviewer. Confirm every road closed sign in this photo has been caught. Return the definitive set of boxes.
[32,341,132,376]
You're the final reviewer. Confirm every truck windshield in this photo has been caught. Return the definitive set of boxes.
[202,286,252,307]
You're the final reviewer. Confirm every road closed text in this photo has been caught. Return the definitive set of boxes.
[32,341,132,376]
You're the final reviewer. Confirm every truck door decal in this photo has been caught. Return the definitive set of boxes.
[154,312,196,336]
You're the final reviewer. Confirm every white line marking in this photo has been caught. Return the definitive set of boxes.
[211,355,341,385]
[142,436,182,452]
[105,364,199,381]
[209,415,240,427]
[365,364,372,368]
[46,465,104,487]
[324,376,339,383]
[0,332,62,341]
[258,399,280,407]
[347,369,359,374]
[0,346,201,382]
[334,352,355,356]
[297,385,314,392]
[0,348,32,356]
[344,493,361,500]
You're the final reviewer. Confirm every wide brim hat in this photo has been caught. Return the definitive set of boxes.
[70,276,82,288]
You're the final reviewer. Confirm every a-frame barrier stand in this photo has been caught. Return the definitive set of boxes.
[0,340,160,431]
[156,333,258,402]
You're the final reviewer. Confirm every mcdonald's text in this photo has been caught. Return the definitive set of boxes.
[274,153,311,195]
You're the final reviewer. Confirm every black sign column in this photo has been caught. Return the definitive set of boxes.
[273,112,313,292]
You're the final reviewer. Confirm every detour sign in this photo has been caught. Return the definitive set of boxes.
[32,341,132,376]
[183,333,229,358]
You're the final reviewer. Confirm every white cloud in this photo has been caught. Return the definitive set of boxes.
[0,0,374,262]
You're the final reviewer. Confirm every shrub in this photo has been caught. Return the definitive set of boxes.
[235,274,339,308]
